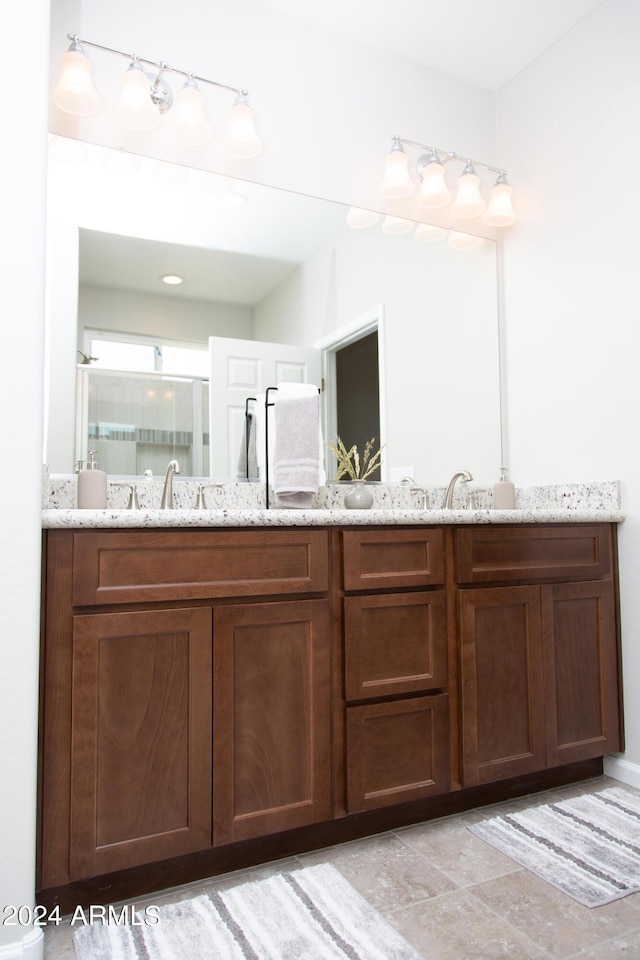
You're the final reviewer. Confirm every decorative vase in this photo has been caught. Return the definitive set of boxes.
[344,479,374,510]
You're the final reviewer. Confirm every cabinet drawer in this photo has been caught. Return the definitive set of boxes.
[455,524,612,584]
[72,529,329,605]
[344,591,447,701]
[346,694,450,812]
[342,529,445,592]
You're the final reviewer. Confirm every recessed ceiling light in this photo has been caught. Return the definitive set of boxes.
[161,274,183,285]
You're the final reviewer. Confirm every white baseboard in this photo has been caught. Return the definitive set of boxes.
[604,755,640,789]
[0,928,43,960]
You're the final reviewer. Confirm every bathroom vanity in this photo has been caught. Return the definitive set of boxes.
[37,504,624,909]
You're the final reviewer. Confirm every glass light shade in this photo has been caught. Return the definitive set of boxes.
[418,158,451,210]
[415,223,447,243]
[448,230,483,250]
[483,179,516,226]
[170,79,214,146]
[116,62,161,132]
[346,207,381,229]
[382,215,413,236]
[53,46,101,116]
[223,96,263,159]
[380,143,415,199]
[451,165,486,219]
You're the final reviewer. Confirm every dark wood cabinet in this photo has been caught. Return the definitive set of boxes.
[344,591,447,700]
[346,694,450,812]
[38,521,622,903]
[459,585,546,785]
[213,599,331,843]
[69,607,213,878]
[456,526,621,788]
[341,530,451,813]
[543,579,620,766]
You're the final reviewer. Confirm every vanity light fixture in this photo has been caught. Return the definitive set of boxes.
[53,34,263,158]
[380,136,516,226]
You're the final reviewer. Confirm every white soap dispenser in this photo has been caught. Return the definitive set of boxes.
[493,467,516,509]
[77,451,108,509]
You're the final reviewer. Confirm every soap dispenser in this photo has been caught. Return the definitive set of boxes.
[493,467,516,509]
[77,451,108,509]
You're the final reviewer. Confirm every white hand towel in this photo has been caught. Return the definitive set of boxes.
[273,384,321,508]
[277,382,326,484]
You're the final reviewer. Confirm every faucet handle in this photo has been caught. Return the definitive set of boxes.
[411,486,429,510]
[195,482,224,509]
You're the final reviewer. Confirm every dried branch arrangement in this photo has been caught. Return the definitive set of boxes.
[326,436,384,480]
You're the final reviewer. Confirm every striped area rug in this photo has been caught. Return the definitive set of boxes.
[468,786,640,907]
[72,862,424,959]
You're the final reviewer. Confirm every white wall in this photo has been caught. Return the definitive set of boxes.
[254,224,501,485]
[498,0,640,772]
[79,284,252,343]
[0,1,48,956]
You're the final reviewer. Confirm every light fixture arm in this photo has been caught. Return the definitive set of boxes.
[394,135,507,178]
[65,33,249,98]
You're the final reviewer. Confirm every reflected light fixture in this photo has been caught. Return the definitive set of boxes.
[53,33,263,157]
[380,135,516,227]
[346,207,381,229]
[448,230,483,250]
[415,223,447,243]
[381,215,414,236]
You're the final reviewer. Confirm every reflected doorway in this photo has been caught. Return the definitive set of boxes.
[316,304,387,481]
[335,332,381,481]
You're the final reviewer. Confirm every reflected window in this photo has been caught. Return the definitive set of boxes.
[84,330,208,377]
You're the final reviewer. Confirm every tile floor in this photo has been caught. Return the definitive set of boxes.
[44,774,640,960]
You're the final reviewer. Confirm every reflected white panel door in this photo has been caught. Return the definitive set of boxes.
[209,336,321,478]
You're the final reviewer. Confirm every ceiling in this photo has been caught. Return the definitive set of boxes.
[253,0,603,91]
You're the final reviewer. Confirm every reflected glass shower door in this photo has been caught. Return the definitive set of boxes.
[76,367,210,476]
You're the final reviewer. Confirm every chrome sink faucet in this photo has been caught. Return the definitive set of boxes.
[443,470,473,508]
[160,459,181,509]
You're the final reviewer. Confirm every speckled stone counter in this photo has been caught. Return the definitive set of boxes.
[42,478,624,528]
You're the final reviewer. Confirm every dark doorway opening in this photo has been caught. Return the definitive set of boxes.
[335,331,381,480]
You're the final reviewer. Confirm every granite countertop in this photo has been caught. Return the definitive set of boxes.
[41,505,625,529]
[41,478,624,528]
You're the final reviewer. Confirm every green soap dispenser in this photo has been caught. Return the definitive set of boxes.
[77,451,108,509]
[493,467,515,509]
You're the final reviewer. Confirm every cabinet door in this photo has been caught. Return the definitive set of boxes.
[543,580,621,765]
[459,585,545,786]
[344,591,447,701]
[213,599,331,844]
[346,695,450,813]
[70,607,213,879]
